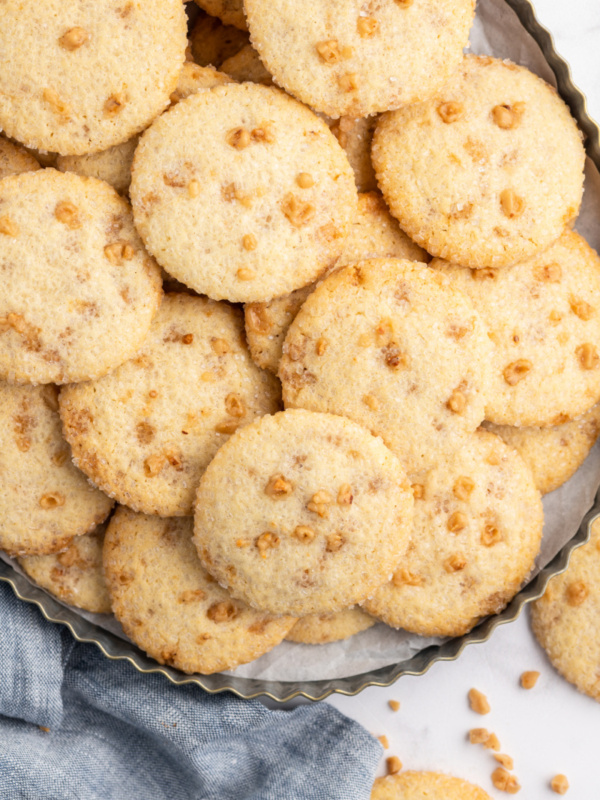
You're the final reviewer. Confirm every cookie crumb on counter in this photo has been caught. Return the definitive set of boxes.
[520,670,540,689]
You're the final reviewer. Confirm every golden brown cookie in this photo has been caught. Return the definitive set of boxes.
[245,192,429,374]
[371,771,492,800]
[19,523,111,614]
[330,115,378,193]
[104,507,295,674]
[286,608,374,644]
[531,517,600,702]
[0,136,41,179]
[0,384,113,557]
[189,10,249,67]
[0,169,162,384]
[363,429,543,637]
[194,409,414,616]
[194,0,247,31]
[279,259,491,474]
[220,44,273,85]
[60,293,280,517]
[373,56,585,268]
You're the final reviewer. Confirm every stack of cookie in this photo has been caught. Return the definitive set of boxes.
[0,1,596,679]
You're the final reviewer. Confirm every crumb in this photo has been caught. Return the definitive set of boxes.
[378,735,389,749]
[495,754,514,770]
[386,756,402,775]
[491,766,521,794]
[468,688,490,714]
[520,670,540,689]
[388,699,400,712]
[551,774,569,794]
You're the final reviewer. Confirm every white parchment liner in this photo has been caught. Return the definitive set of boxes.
[3,0,600,682]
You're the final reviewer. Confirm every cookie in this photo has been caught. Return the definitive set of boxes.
[221,44,273,86]
[244,0,475,118]
[169,61,235,104]
[373,55,585,268]
[432,230,600,426]
[0,170,162,384]
[0,0,187,155]
[363,429,543,637]
[104,507,295,674]
[371,771,491,800]
[194,409,414,616]
[60,293,280,517]
[19,523,111,614]
[131,83,357,303]
[189,11,249,68]
[194,0,247,31]
[531,517,600,702]
[286,607,374,645]
[0,384,113,557]
[245,192,429,373]
[483,402,600,495]
[279,259,491,475]
[0,136,41,179]
[330,115,378,193]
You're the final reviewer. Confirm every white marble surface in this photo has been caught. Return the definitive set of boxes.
[327,2,600,797]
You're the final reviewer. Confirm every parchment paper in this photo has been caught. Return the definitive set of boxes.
[3,0,600,682]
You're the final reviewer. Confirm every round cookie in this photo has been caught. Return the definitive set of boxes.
[244,0,475,118]
[0,170,162,384]
[169,61,235,105]
[432,230,600,427]
[189,11,249,68]
[286,608,375,645]
[371,771,492,800]
[104,507,295,675]
[60,293,281,518]
[373,55,585,268]
[330,115,378,194]
[279,259,491,475]
[0,384,113,557]
[19,523,111,614]
[130,83,357,303]
[194,409,414,617]
[221,44,273,86]
[194,0,247,31]
[0,136,41,179]
[245,192,429,374]
[483,402,600,495]
[0,0,187,155]
[363,429,543,637]
[531,517,600,702]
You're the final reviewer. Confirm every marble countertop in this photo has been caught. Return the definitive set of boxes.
[327,2,600,797]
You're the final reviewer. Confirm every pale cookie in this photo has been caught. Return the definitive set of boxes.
[244,0,475,118]
[104,507,295,674]
[531,517,600,702]
[189,11,249,67]
[0,384,113,557]
[363,429,543,637]
[194,0,247,31]
[0,136,41,179]
[56,64,234,195]
[131,83,357,303]
[0,0,187,155]
[0,170,162,384]
[279,260,491,475]
[194,409,414,616]
[221,44,273,85]
[432,230,600,426]
[371,771,491,800]
[329,115,378,194]
[483,402,600,495]
[373,55,585,268]
[245,192,428,373]
[60,293,280,517]
[19,523,111,614]
[286,607,375,644]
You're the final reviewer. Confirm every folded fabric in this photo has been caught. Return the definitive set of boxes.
[0,582,382,799]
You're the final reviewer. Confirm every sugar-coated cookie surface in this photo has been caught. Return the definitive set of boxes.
[483,402,600,495]
[363,430,543,637]
[60,293,280,518]
[244,0,475,117]
[19,523,111,614]
[194,409,414,616]
[433,230,600,426]
[0,384,113,557]
[0,136,41,179]
[104,508,295,675]
[286,607,375,645]
[280,259,491,475]
[373,56,585,268]
[245,193,428,373]
[194,0,247,31]
[0,0,187,155]
[371,771,492,800]
[0,170,162,384]
[131,83,357,303]
[531,517,600,702]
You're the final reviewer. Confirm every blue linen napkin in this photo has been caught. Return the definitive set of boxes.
[0,582,382,799]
